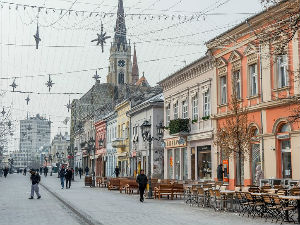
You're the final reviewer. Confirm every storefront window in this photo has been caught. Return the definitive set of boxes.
[281,140,291,178]
[183,148,188,180]
[167,150,173,179]
[197,145,212,179]
[174,149,180,180]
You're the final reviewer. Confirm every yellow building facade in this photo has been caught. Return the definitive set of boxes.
[113,100,130,176]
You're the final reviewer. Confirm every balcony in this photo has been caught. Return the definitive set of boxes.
[169,119,190,136]
[112,139,126,148]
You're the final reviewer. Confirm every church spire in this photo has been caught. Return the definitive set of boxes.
[132,44,139,84]
[114,0,127,50]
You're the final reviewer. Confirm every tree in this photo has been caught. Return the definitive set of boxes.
[214,77,253,186]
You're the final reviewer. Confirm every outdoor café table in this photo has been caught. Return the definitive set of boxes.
[279,195,300,224]
[220,190,235,211]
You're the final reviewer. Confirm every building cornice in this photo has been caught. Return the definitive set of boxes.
[158,55,213,91]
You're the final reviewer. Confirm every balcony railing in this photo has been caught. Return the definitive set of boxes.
[112,139,126,148]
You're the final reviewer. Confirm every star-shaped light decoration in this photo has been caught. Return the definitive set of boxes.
[10,79,18,92]
[1,107,6,116]
[45,75,54,92]
[7,121,12,129]
[25,95,30,105]
[91,23,111,53]
[65,99,72,112]
[92,70,100,82]
[33,23,41,49]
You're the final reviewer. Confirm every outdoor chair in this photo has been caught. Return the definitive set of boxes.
[235,192,249,216]
[271,195,296,224]
[244,192,264,218]
[196,187,205,207]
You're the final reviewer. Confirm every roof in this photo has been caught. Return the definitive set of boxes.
[135,74,150,87]
[206,0,291,46]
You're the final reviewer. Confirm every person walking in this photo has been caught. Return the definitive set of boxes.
[3,167,9,178]
[59,166,66,189]
[44,166,48,177]
[114,166,120,178]
[75,167,78,176]
[65,168,73,189]
[29,169,41,199]
[78,167,82,179]
[39,167,43,175]
[217,164,224,182]
[23,168,27,176]
[84,166,89,176]
[136,170,148,202]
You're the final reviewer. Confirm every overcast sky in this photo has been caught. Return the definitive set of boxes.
[0,0,265,151]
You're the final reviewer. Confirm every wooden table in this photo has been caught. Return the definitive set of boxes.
[279,195,300,224]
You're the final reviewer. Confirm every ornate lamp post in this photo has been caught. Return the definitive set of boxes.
[49,154,53,176]
[140,120,164,198]
[87,137,95,187]
[98,137,104,177]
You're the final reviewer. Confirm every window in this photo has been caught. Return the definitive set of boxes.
[233,70,241,99]
[203,90,210,117]
[173,101,178,119]
[277,55,288,88]
[192,94,198,120]
[220,76,227,104]
[118,72,125,84]
[182,101,188,119]
[249,64,258,96]
[166,104,170,126]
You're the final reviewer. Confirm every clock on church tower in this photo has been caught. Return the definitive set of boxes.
[118,60,125,67]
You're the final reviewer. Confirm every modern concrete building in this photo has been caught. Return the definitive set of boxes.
[19,114,51,168]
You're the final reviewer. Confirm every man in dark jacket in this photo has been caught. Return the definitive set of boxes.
[136,170,148,202]
[59,166,66,189]
[84,166,89,176]
[65,168,73,189]
[78,167,82,179]
[114,166,120,178]
[29,170,41,199]
[217,164,224,182]
[44,166,48,177]
[3,167,9,178]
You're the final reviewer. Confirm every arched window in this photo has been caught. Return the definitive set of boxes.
[118,72,124,84]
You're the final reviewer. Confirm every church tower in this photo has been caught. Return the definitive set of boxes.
[132,44,139,84]
[107,0,133,85]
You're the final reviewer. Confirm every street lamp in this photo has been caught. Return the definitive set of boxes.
[87,137,95,187]
[140,120,165,198]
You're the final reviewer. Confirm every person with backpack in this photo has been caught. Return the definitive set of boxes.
[29,169,41,199]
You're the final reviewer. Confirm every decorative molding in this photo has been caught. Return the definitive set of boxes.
[247,53,258,65]
[228,50,243,63]
[244,42,258,56]
[218,66,227,75]
[216,57,228,68]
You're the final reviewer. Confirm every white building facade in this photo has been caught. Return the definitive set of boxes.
[159,56,217,181]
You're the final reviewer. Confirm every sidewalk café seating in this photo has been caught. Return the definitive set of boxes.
[271,195,297,223]
[290,188,300,196]
[100,177,108,188]
[154,184,173,199]
[84,176,93,187]
[108,178,121,190]
[96,177,101,187]
[244,192,264,218]
[125,180,139,194]
[172,184,184,199]
[236,192,250,216]
[154,183,184,200]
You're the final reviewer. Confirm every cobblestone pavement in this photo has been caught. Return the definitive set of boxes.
[0,174,291,225]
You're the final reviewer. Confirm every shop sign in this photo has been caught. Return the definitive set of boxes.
[197,145,211,151]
